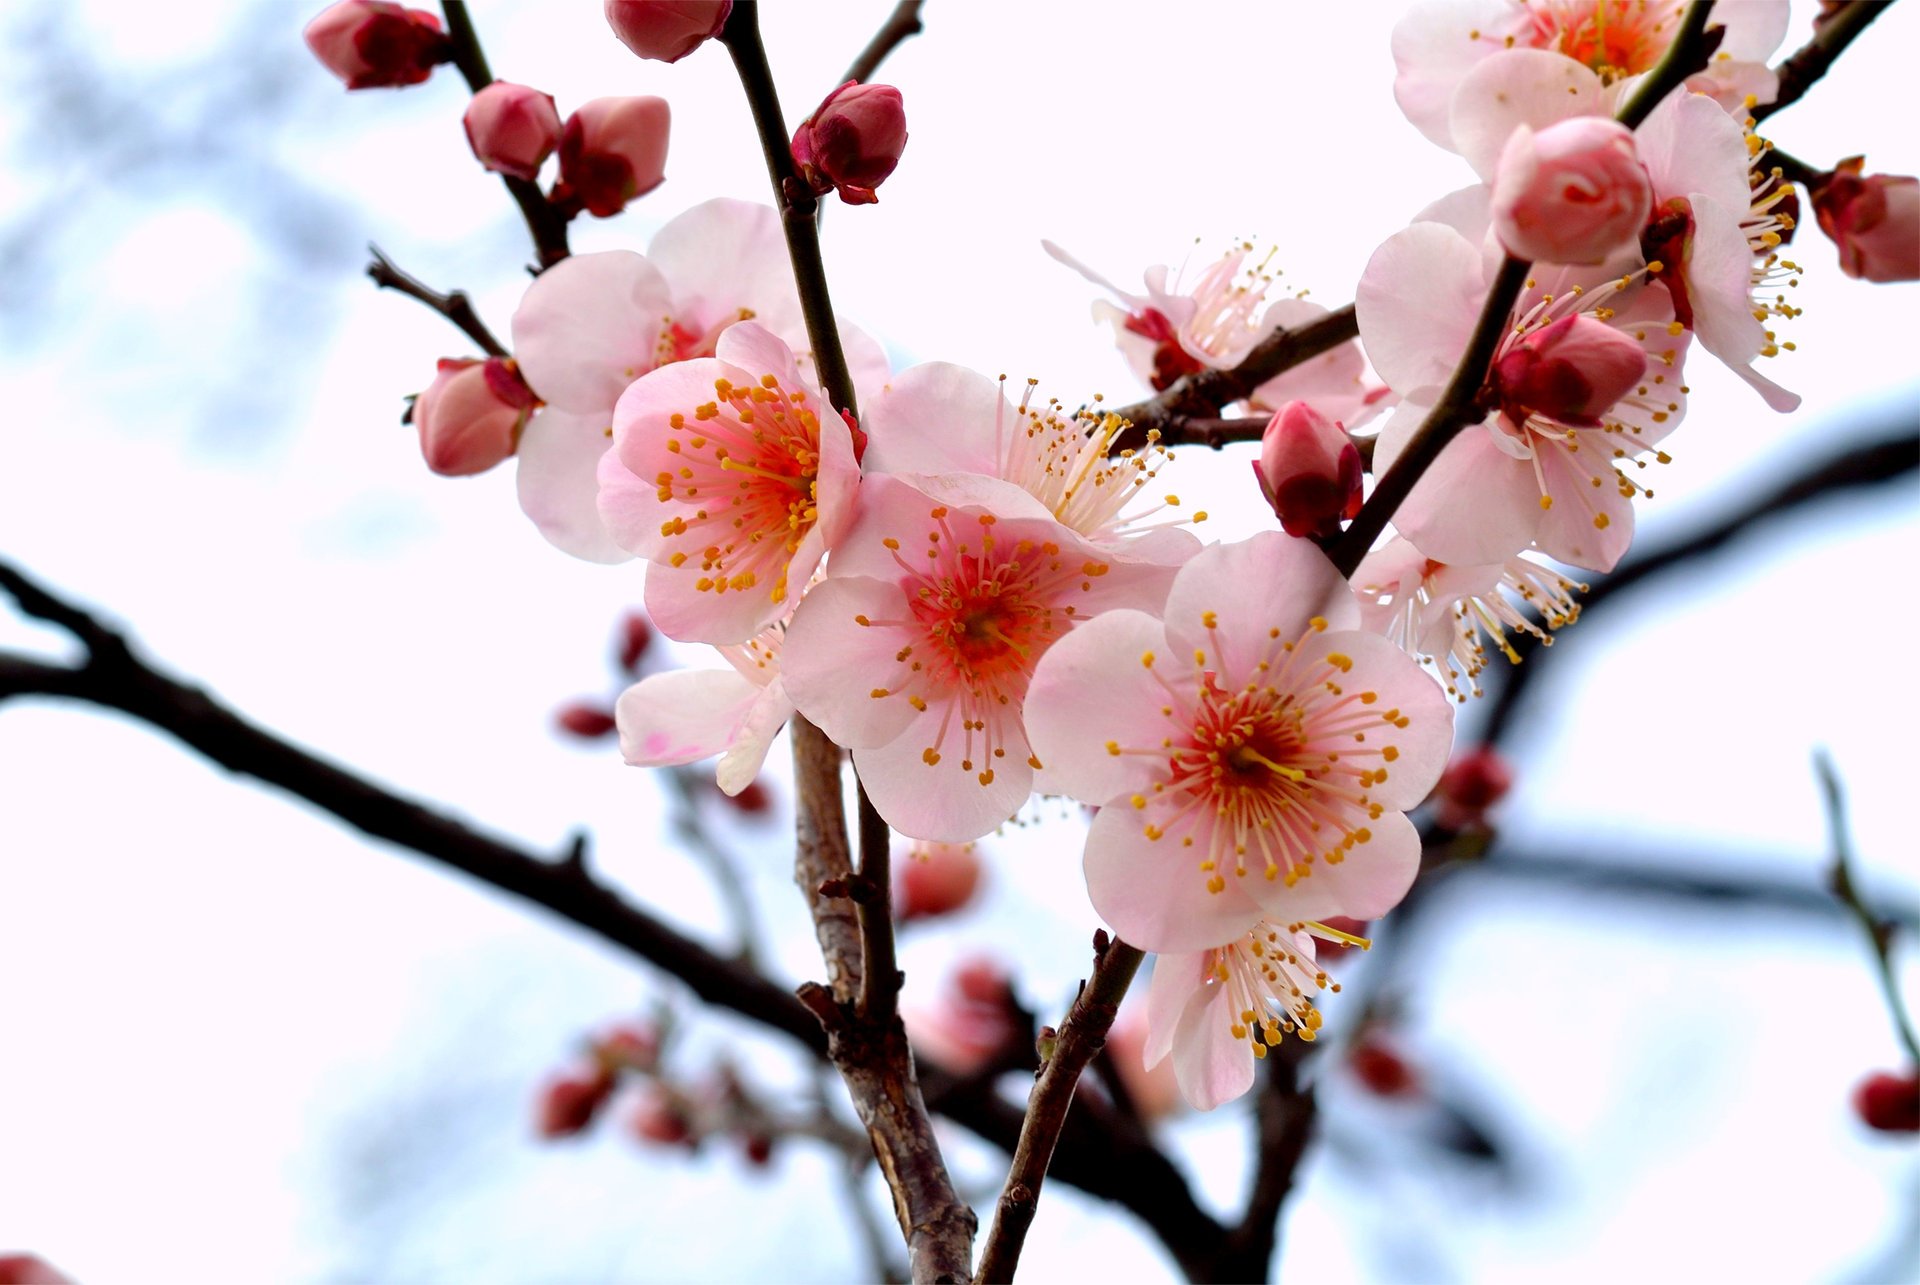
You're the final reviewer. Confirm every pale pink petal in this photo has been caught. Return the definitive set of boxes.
[1144,952,1210,1069]
[1357,223,1487,396]
[1634,91,1752,215]
[1450,49,1605,182]
[1391,0,1534,150]
[1687,193,1799,411]
[512,250,674,414]
[616,668,762,768]
[1711,0,1790,62]
[780,576,924,748]
[1255,808,1422,924]
[1024,609,1183,806]
[715,677,795,795]
[1085,803,1267,955]
[835,320,894,410]
[1248,298,1374,424]
[1687,60,1778,115]
[647,198,804,340]
[1379,408,1544,567]
[1169,981,1255,1111]
[1533,439,1637,571]
[1162,532,1358,686]
[853,720,1034,843]
[516,408,630,563]
[1414,183,1494,247]
[1299,630,1454,809]
[813,399,863,551]
[863,362,1009,478]
[714,317,807,387]
[643,558,791,645]
[1041,239,1152,313]
[606,358,728,504]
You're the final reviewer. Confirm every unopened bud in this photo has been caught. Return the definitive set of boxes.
[721,779,773,815]
[1492,314,1646,427]
[896,841,984,922]
[1852,1069,1920,1133]
[1252,400,1363,539]
[554,97,671,219]
[1491,117,1651,265]
[594,1023,660,1073]
[628,1085,694,1147]
[1349,1036,1422,1098]
[304,0,448,90]
[792,81,907,206]
[1436,746,1515,829]
[415,356,534,477]
[741,1132,775,1167]
[0,1257,74,1285]
[1812,160,1920,283]
[463,82,562,182]
[555,702,619,739]
[536,1068,615,1138]
[616,611,655,675]
[604,0,731,62]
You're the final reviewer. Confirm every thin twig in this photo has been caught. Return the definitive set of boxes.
[662,764,768,969]
[1814,750,1920,1064]
[366,245,508,357]
[977,935,1145,1284]
[437,1,571,269]
[844,0,926,85]
[1754,0,1900,124]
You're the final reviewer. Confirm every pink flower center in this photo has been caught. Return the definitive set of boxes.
[1527,0,1681,82]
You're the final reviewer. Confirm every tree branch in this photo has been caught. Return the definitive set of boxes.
[366,244,508,357]
[437,1,571,269]
[844,0,926,85]
[1753,0,1899,124]
[1815,750,1920,1065]
[977,935,1144,1283]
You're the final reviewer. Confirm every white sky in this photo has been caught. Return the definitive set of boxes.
[1,1,1916,1281]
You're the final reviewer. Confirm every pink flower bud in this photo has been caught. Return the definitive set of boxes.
[721,779,774,816]
[1251,400,1363,539]
[0,1257,73,1285]
[1436,746,1515,829]
[616,610,655,675]
[1812,160,1920,283]
[1491,118,1652,265]
[463,82,562,182]
[896,842,984,922]
[1349,1036,1422,1098]
[554,97,671,219]
[555,702,619,739]
[1853,1069,1920,1133]
[604,0,731,62]
[628,1085,695,1147]
[414,357,534,476]
[791,81,907,206]
[905,957,1018,1075]
[535,1068,615,1138]
[594,1023,661,1072]
[1492,314,1646,427]
[304,0,448,90]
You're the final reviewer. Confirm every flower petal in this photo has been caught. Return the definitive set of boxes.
[1358,223,1488,396]
[1084,802,1266,955]
[616,668,762,768]
[512,251,674,414]
[1025,610,1182,806]
[1450,49,1605,182]
[1161,532,1358,687]
[853,723,1033,843]
[517,409,630,563]
[781,576,925,748]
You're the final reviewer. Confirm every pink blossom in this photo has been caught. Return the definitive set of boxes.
[1853,1069,1920,1133]
[1024,534,1453,953]
[1144,919,1362,1110]
[413,356,534,477]
[1812,162,1920,283]
[604,0,731,62]
[897,840,985,922]
[904,957,1020,1076]
[304,0,447,90]
[783,474,1175,842]
[509,199,889,562]
[596,322,858,644]
[616,619,794,795]
[792,81,909,206]
[554,96,671,219]
[1253,401,1363,539]
[1436,745,1516,827]
[1359,219,1689,571]
[1491,117,1651,264]
[463,82,562,182]
[536,1067,615,1138]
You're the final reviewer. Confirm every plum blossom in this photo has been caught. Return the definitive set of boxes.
[1811,161,1920,283]
[1144,918,1365,1110]
[510,198,888,561]
[1359,217,1690,571]
[1490,117,1652,264]
[597,322,859,644]
[1391,0,1789,151]
[1042,241,1380,424]
[1351,536,1584,701]
[1024,534,1454,953]
[1253,400,1363,539]
[782,473,1176,843]
[616,620,793,795]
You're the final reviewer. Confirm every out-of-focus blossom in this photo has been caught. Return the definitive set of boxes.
[904,957,1020,1076]
[0,1257,74,1285]
[1435,745,1516,828]
[616,620,794,794]
[555,702,619,740]
[594,1023,661,1073]
[414,357,534,477]
[1491,117,1651,264]
[536,1067,616,1138]
[1852,1069,1920,1133]
[463,82,562,181]
[897,841,984,922]
[305,0,448,89]
[1252,400,1363,539]
[616,611,656,675]
[604,0,731,62]
[1349,1034,1423,1097]
[1812,161,1920,283]
[1105,1011,1183,1122]
[1027,534,1453,953]
[555,96,672,218]
[627,1084,695,1147]
[792,82,908,205]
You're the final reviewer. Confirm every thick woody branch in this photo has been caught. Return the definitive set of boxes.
[976,935,1144,1283]
[1754,0,1899,125]
[438,1,571,269]
[844,0,926,85]
[366,245,508,357]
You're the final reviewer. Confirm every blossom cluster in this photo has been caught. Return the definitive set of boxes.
[324,0,1916,1113]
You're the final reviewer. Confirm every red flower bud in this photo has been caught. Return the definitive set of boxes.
[0,1257,73,1285]
[1852,1069,1920,1133]
[1492,314,1646,428]
[463,82,562,182]
[594,1023,661,1073]
[896,841,984,922]
[555,702,619,739]
[554,97,671,219]
[628,1085,694,1147]
[304,0,448,90]
[414,357,533,477]
[1812,159,1920,284]
[741,1132,775,1167]
[722,779,774,815]
[536,1068,615,1138]
[792,81,907,206]
[1436,746,1515,829]
[1253,400,1363,538]
[604,0,731,62]
[616,611,656,675]
[1349,1036,1422,1098]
